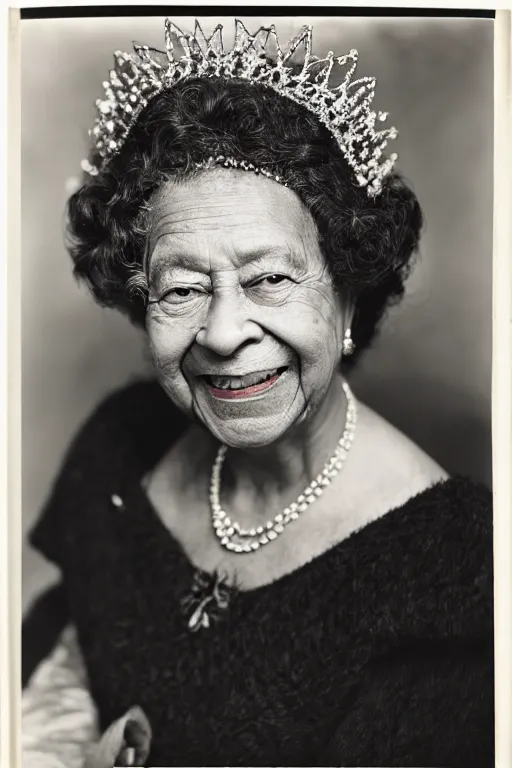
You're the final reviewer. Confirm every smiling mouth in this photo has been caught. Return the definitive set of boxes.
[202,367,288,400]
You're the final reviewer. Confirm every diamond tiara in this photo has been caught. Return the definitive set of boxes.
[83,19,399,197]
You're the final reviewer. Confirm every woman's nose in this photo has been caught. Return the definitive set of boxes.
[195,293,263,357]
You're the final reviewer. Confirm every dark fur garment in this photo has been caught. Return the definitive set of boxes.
[26,380,494,767]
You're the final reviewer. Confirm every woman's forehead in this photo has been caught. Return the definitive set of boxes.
[149,170,316,246]
[148,169,317,259]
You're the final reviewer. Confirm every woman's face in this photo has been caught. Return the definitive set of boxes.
[145,169,348,448]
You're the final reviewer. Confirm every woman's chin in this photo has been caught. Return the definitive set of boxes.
[205,421,294,451]
[198,404,302,450]
[190,370,304,449]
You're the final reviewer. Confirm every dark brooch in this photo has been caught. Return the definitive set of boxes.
[181,569,233,632]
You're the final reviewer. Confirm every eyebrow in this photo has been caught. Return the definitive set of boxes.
[148,245,300,281]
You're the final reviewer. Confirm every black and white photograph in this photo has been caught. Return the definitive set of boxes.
[18,8,499,768]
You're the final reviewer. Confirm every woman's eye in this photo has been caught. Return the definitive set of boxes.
[246,274,294,303]
[253,274,290,287]
[161,286,205,304]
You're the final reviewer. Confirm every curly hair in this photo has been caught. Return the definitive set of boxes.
[67,76,423,367]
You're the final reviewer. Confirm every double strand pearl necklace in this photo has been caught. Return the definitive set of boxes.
[210,380,357,553]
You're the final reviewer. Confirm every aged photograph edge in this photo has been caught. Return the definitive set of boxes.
[492,8,512,768]
[4,7,22,768]
[3,5,511,768]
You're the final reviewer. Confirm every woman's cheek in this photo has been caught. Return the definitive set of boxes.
[277,288,342,365]
[147,316,193,384]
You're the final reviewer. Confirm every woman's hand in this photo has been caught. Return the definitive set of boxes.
[82,706,152,768]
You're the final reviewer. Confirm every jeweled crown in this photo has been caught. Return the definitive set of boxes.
[83,19,399,196]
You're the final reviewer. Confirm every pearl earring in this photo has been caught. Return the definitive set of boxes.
[343,328,355,356]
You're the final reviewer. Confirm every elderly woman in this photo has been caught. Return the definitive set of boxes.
[22,19,493,768]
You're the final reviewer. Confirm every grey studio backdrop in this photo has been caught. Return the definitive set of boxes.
[21,16,494,613]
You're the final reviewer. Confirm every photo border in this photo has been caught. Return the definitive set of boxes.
[3,4,511,767]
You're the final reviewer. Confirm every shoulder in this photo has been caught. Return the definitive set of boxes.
[351,400,492,582]
[49,376,192,501]
[343,398,492,637]
[342,473,493,646]
[28,379,187,564]
[349,399,449,511]
[365,474,493,639]
[56,378,186,472]
[349,396,492,525]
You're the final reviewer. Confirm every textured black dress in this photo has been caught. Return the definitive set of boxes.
[25,380,494,767]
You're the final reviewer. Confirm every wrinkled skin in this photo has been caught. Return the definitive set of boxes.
[145,168,353,452]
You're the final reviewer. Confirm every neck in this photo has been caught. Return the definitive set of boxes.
[220,374,350,518]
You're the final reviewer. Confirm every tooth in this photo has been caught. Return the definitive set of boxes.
[246,373,262,387]
[211,377,230,389]
[210,368,282,390]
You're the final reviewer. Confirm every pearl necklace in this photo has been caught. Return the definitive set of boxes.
[210,380,357,553]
